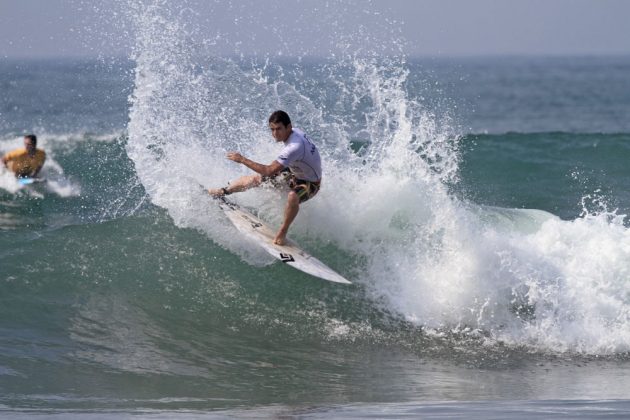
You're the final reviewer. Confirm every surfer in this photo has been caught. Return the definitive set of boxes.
[2,134,46,178]
[208,110,322,246]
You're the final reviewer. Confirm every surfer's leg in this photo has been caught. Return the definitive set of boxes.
[208,174,262,196]
[273,191,299,245]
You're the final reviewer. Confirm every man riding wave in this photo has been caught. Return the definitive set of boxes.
[208,110,322,245]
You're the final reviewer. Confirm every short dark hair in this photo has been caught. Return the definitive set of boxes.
[24,134,37,146]
[268,110,291,126]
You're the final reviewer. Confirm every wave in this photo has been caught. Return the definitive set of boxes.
[114,1,630,355]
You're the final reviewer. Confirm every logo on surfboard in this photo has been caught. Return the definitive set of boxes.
[280,253,295,263]
[240,214,262,228]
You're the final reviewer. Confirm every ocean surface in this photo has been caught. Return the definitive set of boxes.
[2,3,630,419]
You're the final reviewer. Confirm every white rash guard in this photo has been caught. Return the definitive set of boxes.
[276,128,322,182]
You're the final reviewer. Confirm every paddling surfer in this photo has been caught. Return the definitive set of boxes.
[2,134,46,178]
[208,110,322,246]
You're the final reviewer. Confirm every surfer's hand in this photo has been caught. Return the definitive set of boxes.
[227,152,244,163]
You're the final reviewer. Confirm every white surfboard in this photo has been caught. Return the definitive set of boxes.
[218,198,351,284]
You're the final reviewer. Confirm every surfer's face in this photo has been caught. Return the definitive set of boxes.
[269,122,292,142]
[24,137,36,154]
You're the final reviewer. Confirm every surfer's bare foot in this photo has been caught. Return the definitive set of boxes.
[208,187,227,197]
[273,231,287,245]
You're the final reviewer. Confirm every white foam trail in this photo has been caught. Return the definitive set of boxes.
[124,0,630,354]
[506,212,630,353]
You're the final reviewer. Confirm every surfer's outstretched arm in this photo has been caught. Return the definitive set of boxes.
[226,152,284,177]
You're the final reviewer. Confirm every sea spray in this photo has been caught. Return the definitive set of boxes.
[123,0,630,355]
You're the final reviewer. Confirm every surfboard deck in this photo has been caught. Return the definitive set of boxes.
[217,197,351,284]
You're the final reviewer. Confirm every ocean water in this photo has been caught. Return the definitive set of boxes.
[2,2,630,419]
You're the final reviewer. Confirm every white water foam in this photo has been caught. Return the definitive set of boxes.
[125,0,630,354]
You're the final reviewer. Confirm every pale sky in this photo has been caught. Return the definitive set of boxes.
[1,0,629,59]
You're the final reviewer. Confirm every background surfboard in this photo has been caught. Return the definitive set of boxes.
[17,177,46,185]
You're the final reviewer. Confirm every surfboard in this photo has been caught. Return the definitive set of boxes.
[217,197,351,284]
[17,177,46,185]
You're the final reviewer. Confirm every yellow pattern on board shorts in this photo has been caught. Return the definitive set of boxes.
[264,168,321,203]
[288,176,321,203]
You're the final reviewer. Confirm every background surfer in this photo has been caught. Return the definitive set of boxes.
[208,110,322,245]
[2,134,46,178]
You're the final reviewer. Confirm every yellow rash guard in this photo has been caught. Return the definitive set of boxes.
[3,148,46,177]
